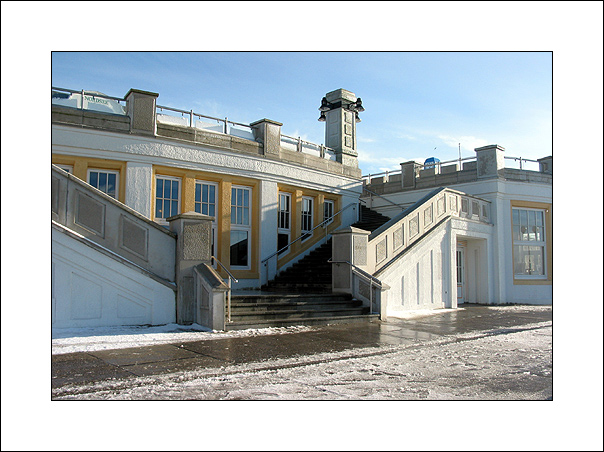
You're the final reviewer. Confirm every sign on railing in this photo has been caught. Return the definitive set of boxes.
[52,87,127,115]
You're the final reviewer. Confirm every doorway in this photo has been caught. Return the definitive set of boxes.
[456,246,466,304]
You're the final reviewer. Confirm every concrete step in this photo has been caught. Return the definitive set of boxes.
[231,307,369,322]
[231,292,352,303]
[225,313,380,331]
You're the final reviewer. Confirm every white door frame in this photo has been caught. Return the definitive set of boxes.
[456,245,466,304]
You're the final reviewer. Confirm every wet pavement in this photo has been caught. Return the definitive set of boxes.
[51,305,552,391]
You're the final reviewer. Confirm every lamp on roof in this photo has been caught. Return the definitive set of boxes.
[318,96,364,122]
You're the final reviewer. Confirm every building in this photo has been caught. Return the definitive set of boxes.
[51,86,552,331]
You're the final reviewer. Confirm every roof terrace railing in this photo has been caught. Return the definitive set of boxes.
[156,104,256,140]
[52,86,341,163]
[51,87,127,115]
[280,134,337,161]
[363,155,543,183]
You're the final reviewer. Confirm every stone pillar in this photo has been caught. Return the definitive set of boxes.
[125,88,159,136]
[475,144,505,179]
[400,161,421,188]
[331,226,370,294]
[251,118,283,158]
[538,156,553,174]
[322,89,361,168]
[125,162,153,218]
[168,212,214,324]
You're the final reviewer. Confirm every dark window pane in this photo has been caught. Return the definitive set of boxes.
[157,178,163,197]
[278,233,289,255]
[89,172,98,188]
[230,230,248,267]
[99,172,107,193]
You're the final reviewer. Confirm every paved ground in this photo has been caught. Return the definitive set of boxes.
[51,304,553,400]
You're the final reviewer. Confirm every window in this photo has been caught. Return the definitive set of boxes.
[230,186,251,269]
[324,200,335,226]
[195,181,218,258]
[278,192,291,256]
[512,208,546,278]
[56,164,73,173]
[301,196,314,241]
[155,175,180,222]
[88,169,119,199]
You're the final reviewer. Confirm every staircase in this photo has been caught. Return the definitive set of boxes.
[226,292,373,330]
[226,237,379,331]
[265,239,333,293]
[352,205,392,232]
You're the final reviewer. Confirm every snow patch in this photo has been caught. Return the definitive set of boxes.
[52,323,316,355]
[389,308,465,319]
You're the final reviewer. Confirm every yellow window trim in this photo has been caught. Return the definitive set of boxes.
[510,200,552,285]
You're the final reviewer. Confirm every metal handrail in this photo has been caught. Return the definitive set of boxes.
[328,258,383,314]
[280,134,336,159]
[211,256,238,323]
[261,202,357,283]
[361,186,406,210]
[157,104,252,133]
[51,86,126,103]
[363,156,478,181]
[504,156,539,171]
[262,202,357,265]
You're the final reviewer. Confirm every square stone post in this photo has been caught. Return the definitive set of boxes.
[538,156,553,174]
[125,88,159,136]
[475,144,505,179]
[331,226,370,294]
[168,212,214,324]
[322,89,360,169]
[400,161,421,188]
[251,118,283,158]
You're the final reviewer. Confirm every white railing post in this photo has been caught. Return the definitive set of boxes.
[227,277,232,323]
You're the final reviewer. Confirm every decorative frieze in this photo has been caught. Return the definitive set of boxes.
[75,190,105,237]
[409,213,419,238]
[376,238,387,264]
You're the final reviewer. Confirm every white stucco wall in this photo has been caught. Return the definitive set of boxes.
[52,227,176,329]
[377,221,451,314]
[364,177,552,305]
[51,125,363,206]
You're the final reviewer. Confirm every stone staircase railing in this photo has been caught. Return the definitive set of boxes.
[331,187,491,317]
[366,187,491,275]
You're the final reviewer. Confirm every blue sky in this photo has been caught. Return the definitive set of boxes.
[51,51,552,175]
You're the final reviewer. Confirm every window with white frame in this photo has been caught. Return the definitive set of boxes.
[278,192,291,256]
[195,180,218,258]
[88,169,119,199]
[324,199,335,226]
[512,207,547,278]
[155,175,181,222]
[301,196,314,241]
[230,186,251,269]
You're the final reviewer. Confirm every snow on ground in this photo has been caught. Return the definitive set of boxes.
[388,307,465,319]
[56,322,553,401]
[51,323,315,355]
[51,307,469,355]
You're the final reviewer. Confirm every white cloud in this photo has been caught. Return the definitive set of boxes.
[437,134,489,153]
